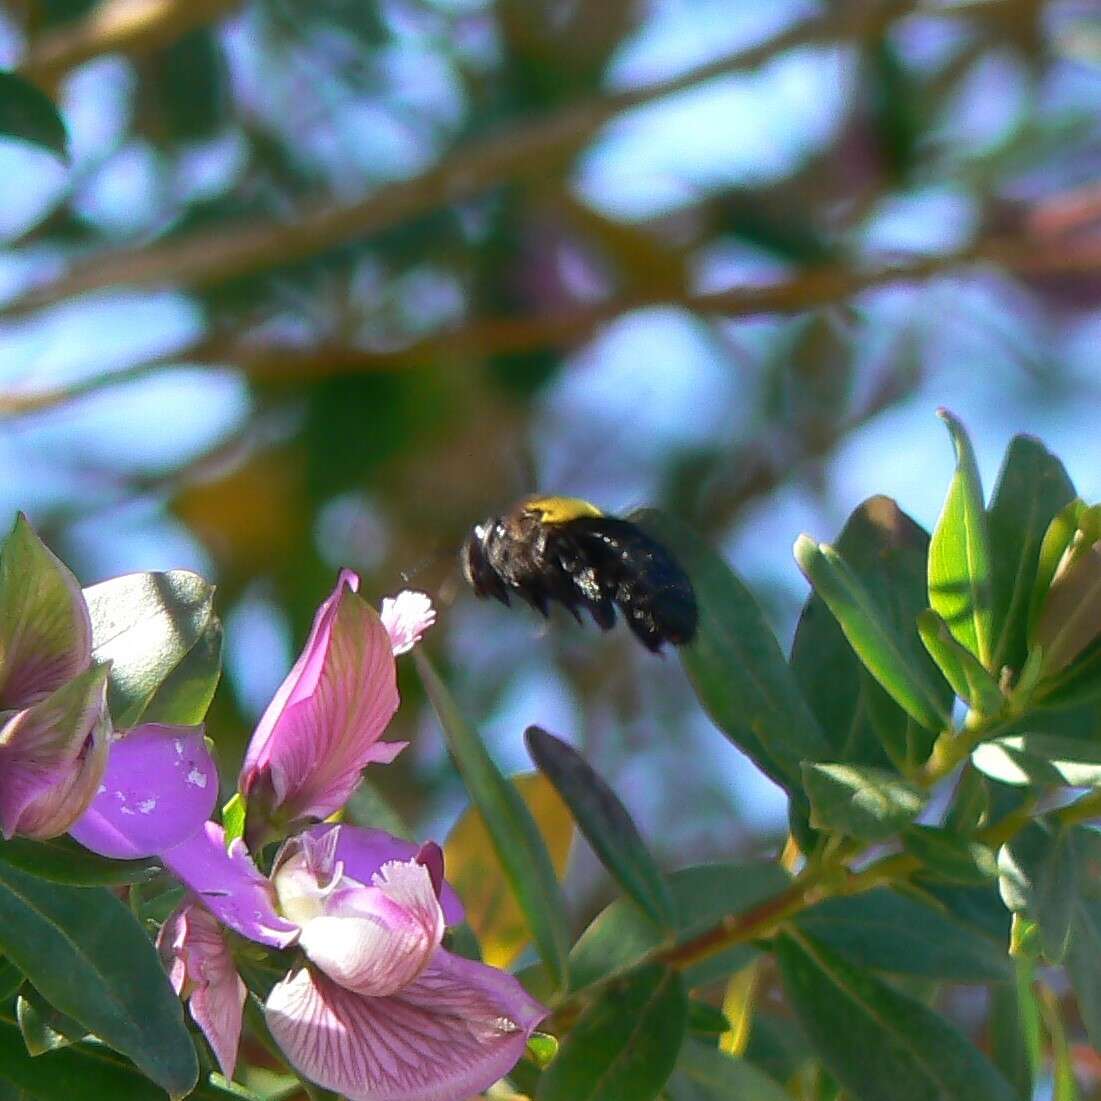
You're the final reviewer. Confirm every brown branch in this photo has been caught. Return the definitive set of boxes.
[2,232,1100,420]
[19,0,242,89]
[3,0,913,319]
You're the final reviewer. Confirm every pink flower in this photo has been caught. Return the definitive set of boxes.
[157,898,247,1081]
[239,572,426,841]
[164,824,546,1101]
[0,515,112,840]
[380,591,437,656]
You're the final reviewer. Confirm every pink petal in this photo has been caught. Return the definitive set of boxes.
[157,900,247,1081]
[265,950,548,1101]
[380,592,436,656]
[0,514,92,709]
[305,825,464,927]
[297,860,445,997]
[0,664,110,840]
[240,574,402,824]
[162,822,300,949]
[69,725,218,858]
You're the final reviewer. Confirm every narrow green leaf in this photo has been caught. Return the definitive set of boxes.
[988,967,1039,1101]
[794,536,949,734]
[802,763,925,841]
[633,510,829,794]
[536,964,687,1101]
[973,733,1101,787]
[138,615,222,726]
[1032,542,1101,675]
[0,837,158,887]
[0,959,22,1002]
[929,409,994,668]
[0,72,67,158]
[1027,499,1087,640]
[998,823,1077,963]
[987,436,1076,674]
[1065,831,1101,1054]
[791,496,943,769]
[17,988,88,1054]
[415,653,570,990]
[794,887,1010,981]
[569,861,791,993]
[0,858,197,1097]
[917,609,1003,714]
[901,825,998,885]
[667,1039,790,1101]
[84,570,215,729]
[220,792,246,846]
[776,929,1017,1101]
[525,725,675,932]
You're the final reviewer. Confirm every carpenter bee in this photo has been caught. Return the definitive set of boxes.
[461,496,697,652]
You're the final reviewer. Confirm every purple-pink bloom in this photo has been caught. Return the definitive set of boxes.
[157,898,247,1081]
[164,823,547,1101]
[238,571,409,835]
[69,724,219,859]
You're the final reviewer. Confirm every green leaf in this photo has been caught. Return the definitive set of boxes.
[1027,499,1088,640]
[0,857,197,1097]
[633,510,828,795]
[802,763,926,841]
[0,959,22,1002]
[972,733,1101,787]
[0,836,158,887]
[987,436,1076,674]
[901,825,998,885]
[929,409,994,668]
[989,965,1040,1101]
[17,988,88,1054]
[997,822,1077,963]
[415,653,570,990]
[0,1016,259,1100]
[569,861,791,993]
[794,536,949,735]
[525,725,675,932]
[794,887,1010,981]
[776,929,1017,1101]
[0,72,67,158]
[1062,828,1101,1052]
[917,609,1003,714]
[536,964,686,1101]
[666,1039,790,1101]
[220,792,246,846]
[791,497,945,769]
[1032,541,1101,676]
[138,615,222,726]
[685,1000,730,1036]
[84,570,215,729]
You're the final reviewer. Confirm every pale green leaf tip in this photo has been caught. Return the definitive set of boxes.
[793,534,819,569]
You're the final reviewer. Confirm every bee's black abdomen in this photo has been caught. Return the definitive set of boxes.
[461,499,697,652]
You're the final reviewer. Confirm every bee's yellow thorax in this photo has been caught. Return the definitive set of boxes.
[522,495,604,524]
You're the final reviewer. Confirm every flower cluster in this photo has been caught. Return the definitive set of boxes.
[0,518,546,1101]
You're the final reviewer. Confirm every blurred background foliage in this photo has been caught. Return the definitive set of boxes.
[1,0,1100,921]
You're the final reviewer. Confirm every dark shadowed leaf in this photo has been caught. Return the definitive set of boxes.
[0,837,159,887]
[569,861,791,992]
[791,496,944,768]
[633,510,828,797]
[989,966,1041,1101]
[1061,828,1101,1051]
[802,763,925,841]
[794,536,949,736]
[776,930,1016,1101]
[536,964,686,1101]
[0,859,197,1097]
[666,1039,790,1101]
[84,571,215,729]
[415,653,570,989]
[0,72,67,157]
[525,725,675,931]
[929,409,994,668]
[987,436,1075,674]
[17,988,88,1054]
[901,825,998,885]
[794,887,1010,981]
[0,1015,258,1100]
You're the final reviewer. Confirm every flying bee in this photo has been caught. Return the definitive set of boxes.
[461,495,697,652]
